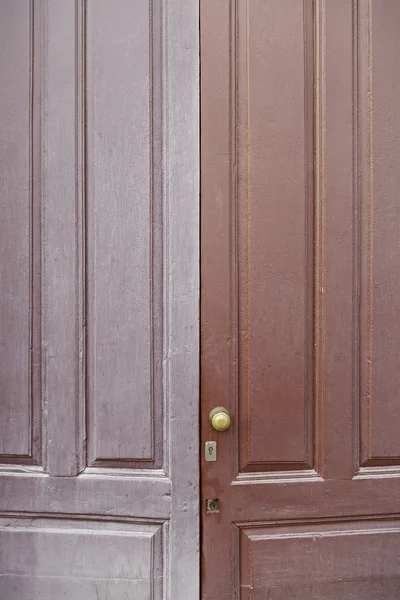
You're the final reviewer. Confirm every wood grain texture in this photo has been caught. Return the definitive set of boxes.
[0,470,170,518]
[0,0,41,462]
[0,0,199,597]
[86,0,163,466]
[359,0,400,468]
[201,0,400,597]
[42,0,85,477]
[164,0,200,596]
[318,0,355,482]
[236,0,315,473]
[239,519,400,600]
[0,517,163,600]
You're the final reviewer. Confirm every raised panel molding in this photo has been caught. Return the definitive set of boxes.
[0,0,42,464]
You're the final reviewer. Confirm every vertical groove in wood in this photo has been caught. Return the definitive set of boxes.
[359,0,374,468]
[150,0,164,471]
[41,0,48,475]
[30,0,43,466]
[27,0,34,459]
[230,0,240,482]
[239,0,251,474]
[314,0,327,478]
[352,0,361,476]
[75,0,86,473]
[303,0,315,475]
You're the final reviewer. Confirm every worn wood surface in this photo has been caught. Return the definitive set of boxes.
[201,0,400,598]
[86,0,157,465]
[0,0,40,461]
[0,0,199,598]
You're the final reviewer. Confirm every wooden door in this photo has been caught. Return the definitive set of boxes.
[0,1,199,598]
[201,1,400,598]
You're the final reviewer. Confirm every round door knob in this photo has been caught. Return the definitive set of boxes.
[209,407,231,432]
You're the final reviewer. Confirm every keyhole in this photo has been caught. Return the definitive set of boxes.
[205,441,216,461]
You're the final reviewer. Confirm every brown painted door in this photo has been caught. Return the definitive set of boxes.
[0,1,199,598]
[201,1,400,598]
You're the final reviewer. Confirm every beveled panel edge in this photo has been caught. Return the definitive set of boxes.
[0,465,170,481]
[355,465,400,479]
[0,465,44,476]
[313,0,328,478]
[0,511,166,527]
[358,0,374,470]
[83,466,169,479]
[75,0,87,474]
[234,512,400,532]
[233,468,322,485]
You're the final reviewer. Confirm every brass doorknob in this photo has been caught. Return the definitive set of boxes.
[209,407,231,432]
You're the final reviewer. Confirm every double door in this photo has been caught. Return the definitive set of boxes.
[1,1,400,599]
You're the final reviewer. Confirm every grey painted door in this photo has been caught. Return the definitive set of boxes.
[0,1,199,598]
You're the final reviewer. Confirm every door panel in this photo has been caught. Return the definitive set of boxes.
[86,0,161,465]
[0,1,199,599]
[239,520,400,600]
[359,0,400,466]
[235,0,314,472]
[0,518,163,600]
[201,0,400,598]
[0,0,41,462]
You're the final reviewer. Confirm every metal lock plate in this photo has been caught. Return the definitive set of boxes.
[205,441,217,462]
[206,498,219,513]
